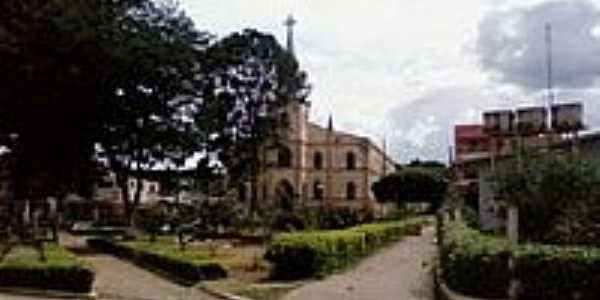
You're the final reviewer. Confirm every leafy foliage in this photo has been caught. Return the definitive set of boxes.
[371,167,447,211]
[0,244,94,293]
[87,238,227,283]
[264,218,422,279]
[440,221,600,300]
[198,29,310,208]
[439,222,511,298]
[0,0,209,223]
[492,153,600,245]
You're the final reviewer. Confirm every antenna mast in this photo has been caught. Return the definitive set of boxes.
[545,23,554,108]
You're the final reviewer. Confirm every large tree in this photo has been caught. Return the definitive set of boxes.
[0,0,209,224]
[197,29,310,210]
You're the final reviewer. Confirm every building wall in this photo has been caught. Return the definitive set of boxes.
[249,100,398,216]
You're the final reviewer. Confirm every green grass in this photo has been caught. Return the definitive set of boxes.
[0,244,94,293]
[1,244,89,268]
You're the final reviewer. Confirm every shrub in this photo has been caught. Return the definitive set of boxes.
[492,153,600,245]
[439,222,510,298]
[440,221,600,300]
[270,210,307,232]
[515,244,600,300]
[265,218,422,279]
[87,238,227,283]
[0,245,94,293]
[317,208,364,230]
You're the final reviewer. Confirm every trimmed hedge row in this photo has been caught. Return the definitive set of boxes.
[439,222,511,298]
[440,222,600,300]
[0,245,94,293]
[514,244,600,300]
[87,238,227,284]
[264,218,422,279]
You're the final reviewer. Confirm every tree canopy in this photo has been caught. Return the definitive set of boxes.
[196,29,310,208]
[372,167,448,211]
[0,0,208,220]
[492,153,600,245]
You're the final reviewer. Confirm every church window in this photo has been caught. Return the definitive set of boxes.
[313,180,324,200]
[346,182,356,200]
[278,146,292,167]
[314,152,323,170]
[346,152,356,170]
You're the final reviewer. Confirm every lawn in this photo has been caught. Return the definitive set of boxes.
[0,243,94,293]
[121,236,298,300]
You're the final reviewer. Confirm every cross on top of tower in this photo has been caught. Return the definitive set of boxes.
[284,14,297,55]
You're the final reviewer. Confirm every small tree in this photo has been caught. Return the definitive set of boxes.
[493,153,600,245]
[372,167,448,212]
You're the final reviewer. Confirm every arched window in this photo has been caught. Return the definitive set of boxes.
[314,152,323,170]
[346,152,356,170]
[346,182,356,200]
[278,146,292,167]
[313,180,324,200]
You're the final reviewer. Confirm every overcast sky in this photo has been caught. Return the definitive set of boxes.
[180,0,600,163]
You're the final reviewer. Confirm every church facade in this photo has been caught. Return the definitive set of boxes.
[237,15,397,216]
[241,99,397,216]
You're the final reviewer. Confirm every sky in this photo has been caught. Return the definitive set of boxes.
[180,0,600,163]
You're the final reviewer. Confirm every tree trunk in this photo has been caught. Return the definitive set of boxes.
[117,172,132,226]
[132,173,143,228]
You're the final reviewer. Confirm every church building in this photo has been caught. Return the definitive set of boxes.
[240,16,397,216]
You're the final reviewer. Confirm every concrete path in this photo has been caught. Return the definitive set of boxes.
[0,233,220,300]
[282,225,436,300]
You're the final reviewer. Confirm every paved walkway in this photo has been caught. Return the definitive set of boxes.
[0,233,220,300]
[282,225,436,300]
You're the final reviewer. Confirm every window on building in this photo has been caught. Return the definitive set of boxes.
[313,180,324,200]
[278,146,292,167]
[346,152,356,170]
[314,152,323,170]
[148,184,157,193]
[346,182,356,200]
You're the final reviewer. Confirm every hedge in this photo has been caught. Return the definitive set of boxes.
[440,221,600,300]
[264,218,422,279]
[87,238,227,284]
[439,222,511,298]
[514,244,600,300]
[0,245,94,293]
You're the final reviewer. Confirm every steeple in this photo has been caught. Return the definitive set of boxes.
[327,114,333,131]
[284,14,297,56]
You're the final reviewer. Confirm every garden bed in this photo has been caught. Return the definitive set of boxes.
[88,236,232,284]
[0,244,94,293]
[264,217,423,279]
[439,221,600,300]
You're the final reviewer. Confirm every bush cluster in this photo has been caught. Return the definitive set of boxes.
[439,222,511,298]
[0,245,94,293]
[514,244,600,300]
[440,221,600,300]
[264,218,422,279]
[87,238,226,284]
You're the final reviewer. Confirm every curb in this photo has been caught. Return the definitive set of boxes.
[0,287,97,299]
[196,283,253,300]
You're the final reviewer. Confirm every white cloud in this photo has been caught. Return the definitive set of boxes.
[179,0,600,163]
